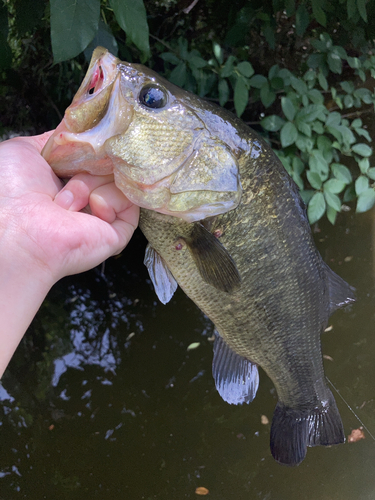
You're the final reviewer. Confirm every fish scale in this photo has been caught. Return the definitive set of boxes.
[42,46,355,466]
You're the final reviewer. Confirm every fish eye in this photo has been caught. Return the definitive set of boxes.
[139,85,168,109]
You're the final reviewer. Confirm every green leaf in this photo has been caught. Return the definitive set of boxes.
[237,61,254,78]
[296,4,309,36]
[300,189,315,205]
[111,0,150,55]
[355,128,371,142]
[278,68,293,85]
[297,103,326,122]
[325,111,341,127]
[188,55,207,69]
[347,56,361,69]
[340,81,355,93]
[318,72,328,90]
[312,121,324,134]
[324,191,341,211]
[357,0,368,22]
[326,206,337,224]
[327,51,342,74]
[312,0,327,26]
[50,0,100,63]
[343,185,356,202]
[307,89,324,104]
[296,135,314,152]
[324,179,346,193]
[177,37,188,59]
[84,18,118,59]
[270,77,284,90]
[358,157,369,174]
[213,42,223,64]
[218,79,230,106]
[308,192,326,223]
[268,64,279,80]
[160,52,180,64]
[260,83,276,108]
[355,175,369,195]
[353,88,373,104]
[351,118,362,128]
[296,120,312,137]
[234,77,249,117]
[337,125,356,146]
[332,163,352,183]
[307,170,323,189]
[263,24,275,49]
[290,76,307,94]
[293,156,305,175]
[352,143,372,157]
[285,0,296,16]
[280,122,298,147]
[281,97,296,121]
[344,95,354,108]
[292,172,304,190]
[221,55,236,77]
[367,168,375,181]
[347,0,356,18]
[249,74,267,89]
[309,150,329,176]
[356,188,375,213]
[260,115,285,132]
[169,61,187,87]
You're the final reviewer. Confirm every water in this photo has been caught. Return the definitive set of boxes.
[1,210,375,500]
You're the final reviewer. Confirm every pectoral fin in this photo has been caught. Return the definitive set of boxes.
[144,244,178,304]
[182,223,241,293]
[212,333,259,405]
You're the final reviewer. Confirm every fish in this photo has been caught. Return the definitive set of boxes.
[42,47,355,466]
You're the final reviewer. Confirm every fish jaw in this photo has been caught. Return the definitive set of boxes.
[42,48,133,177]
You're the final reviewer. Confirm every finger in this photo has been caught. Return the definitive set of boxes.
[16,131,56,153]
[111,204,140,254]
[89,182,136,223]
[54,173,114,211]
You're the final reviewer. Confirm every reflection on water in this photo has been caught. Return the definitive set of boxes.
[1,215,375,499]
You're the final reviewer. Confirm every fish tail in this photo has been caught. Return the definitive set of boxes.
[270,389,345,466]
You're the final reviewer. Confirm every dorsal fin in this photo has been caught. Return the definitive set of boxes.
[182,223,241,293]
[324,263,356,316]
[144,244,178,304]
[212,333,259,405]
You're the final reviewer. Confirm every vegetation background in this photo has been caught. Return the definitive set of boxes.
[1,0,375,224]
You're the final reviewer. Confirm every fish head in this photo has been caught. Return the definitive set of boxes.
[42,47,242,222]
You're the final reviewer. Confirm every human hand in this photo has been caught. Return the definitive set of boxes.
[0,131,139,282]
[0,132,139,377]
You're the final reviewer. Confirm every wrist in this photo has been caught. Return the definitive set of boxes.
[0,225,55,378]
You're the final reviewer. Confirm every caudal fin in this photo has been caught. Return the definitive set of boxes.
[270,390,345,466]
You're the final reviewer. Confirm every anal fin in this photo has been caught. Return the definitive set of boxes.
[212,333,259,405]
[144,244,178,304]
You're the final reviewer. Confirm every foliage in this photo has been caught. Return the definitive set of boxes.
[1,0,375,223]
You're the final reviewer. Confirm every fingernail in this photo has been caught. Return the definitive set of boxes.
[54,189,74,209]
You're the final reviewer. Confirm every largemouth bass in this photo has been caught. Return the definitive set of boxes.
[42,47,355,466]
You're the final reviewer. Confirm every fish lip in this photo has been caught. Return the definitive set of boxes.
[42,72,133,168]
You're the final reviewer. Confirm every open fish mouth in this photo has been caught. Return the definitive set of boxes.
[42,49,133,176]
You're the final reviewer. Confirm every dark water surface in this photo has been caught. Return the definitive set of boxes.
[1,208,375,500]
